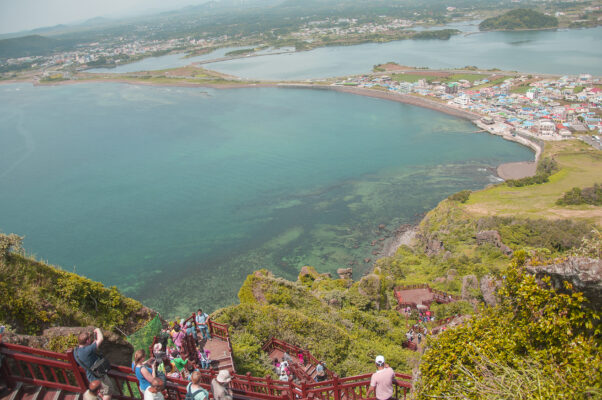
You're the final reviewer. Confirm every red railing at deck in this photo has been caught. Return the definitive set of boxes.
[262,337,334,379]
[1,338,412,400]
[182,313,236,373]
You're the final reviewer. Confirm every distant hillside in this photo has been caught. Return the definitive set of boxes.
[0,35,62,59]
[479,9,558,31]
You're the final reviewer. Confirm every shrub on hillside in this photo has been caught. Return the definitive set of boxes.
[447,190,471,203]
[0,251,148,335]
[477,216,593,252]
[556,183,602,206]
[416,253,601,399]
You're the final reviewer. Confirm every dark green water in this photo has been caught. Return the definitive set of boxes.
[0,83,532,317]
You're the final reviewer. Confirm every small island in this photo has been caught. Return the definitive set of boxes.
[479,9,559,31]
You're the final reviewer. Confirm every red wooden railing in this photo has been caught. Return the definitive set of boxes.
[181,313,236,373]
[262,337,334,379]
[1,337,412,400]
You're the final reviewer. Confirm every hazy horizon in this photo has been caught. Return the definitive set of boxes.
[0,0,214,35]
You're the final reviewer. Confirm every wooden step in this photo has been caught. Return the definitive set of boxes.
[49,389,63,400]
[31,386,44,400]
[7,382,23,400]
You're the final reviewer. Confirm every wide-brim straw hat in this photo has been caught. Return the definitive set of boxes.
[217,369,232,384]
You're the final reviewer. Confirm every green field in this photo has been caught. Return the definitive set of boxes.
[464,140,602,226]
[391,73,438,83]
[510,84,532,94]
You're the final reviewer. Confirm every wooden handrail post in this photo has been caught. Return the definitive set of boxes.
[266,375,273,396]
[245,372,252,393]
[192,312,198,333]
[333,374,341,400]
[288,379,295,400]
[66,349,87,392]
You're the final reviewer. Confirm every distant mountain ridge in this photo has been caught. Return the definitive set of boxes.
[0,35,62,59]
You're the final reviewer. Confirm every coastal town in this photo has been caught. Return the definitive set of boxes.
[330,68,602,149]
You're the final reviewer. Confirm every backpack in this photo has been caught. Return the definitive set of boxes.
[74,347,111,378]
[185,382,209,400]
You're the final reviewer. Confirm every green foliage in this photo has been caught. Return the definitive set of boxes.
[0,252,150,335]
[40,73,67,82]
[225,48,255,56]
[417,257,601,399]
[126,315,163,354]
[0,232,23,259]
[536,157,558,176]
[47,334,79,353]
[238,274,260,304]
[449,354,602,400]
[429,301,473,320]
[557,183,602,206]
[477,216,594,252]
[412,29,460,40]
[572,229,602,259]
[214,271,416,377]
[479,9,558,31]
[448,190,471,203]
[231,332,273,377]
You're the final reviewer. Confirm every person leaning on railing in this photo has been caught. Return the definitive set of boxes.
[74,328,115,400]
[366,356,397,400]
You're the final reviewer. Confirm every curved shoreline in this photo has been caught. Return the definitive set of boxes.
[2,78,539,176]
[278,83,539,172]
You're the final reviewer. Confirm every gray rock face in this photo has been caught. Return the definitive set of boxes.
[480,275,501,306]
[526,257,602,309]
[461,275,479,300]
[358,274,384,310]
[337,268,353,280]
[476,230,513,256]
[425,238,445,256]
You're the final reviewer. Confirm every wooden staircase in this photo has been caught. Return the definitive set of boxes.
[0,383,82,400]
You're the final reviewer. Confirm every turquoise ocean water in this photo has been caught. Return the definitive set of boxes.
[0,83,533,316]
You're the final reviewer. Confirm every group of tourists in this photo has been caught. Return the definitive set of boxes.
[76,307,234,400]
[405,324,428,346]
[71,314,399,400]
[271,351,328,384]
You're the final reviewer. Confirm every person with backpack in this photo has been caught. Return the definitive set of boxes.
[186,371,209,400]
[74,328,115,400]
[211,369,233,400]
[195,309,211,341]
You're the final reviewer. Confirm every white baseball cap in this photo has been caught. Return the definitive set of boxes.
[375,355,385,366]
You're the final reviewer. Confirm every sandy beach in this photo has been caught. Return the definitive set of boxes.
[497,161,537,180]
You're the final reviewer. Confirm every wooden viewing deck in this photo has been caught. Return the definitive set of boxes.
[394,284,458,311]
